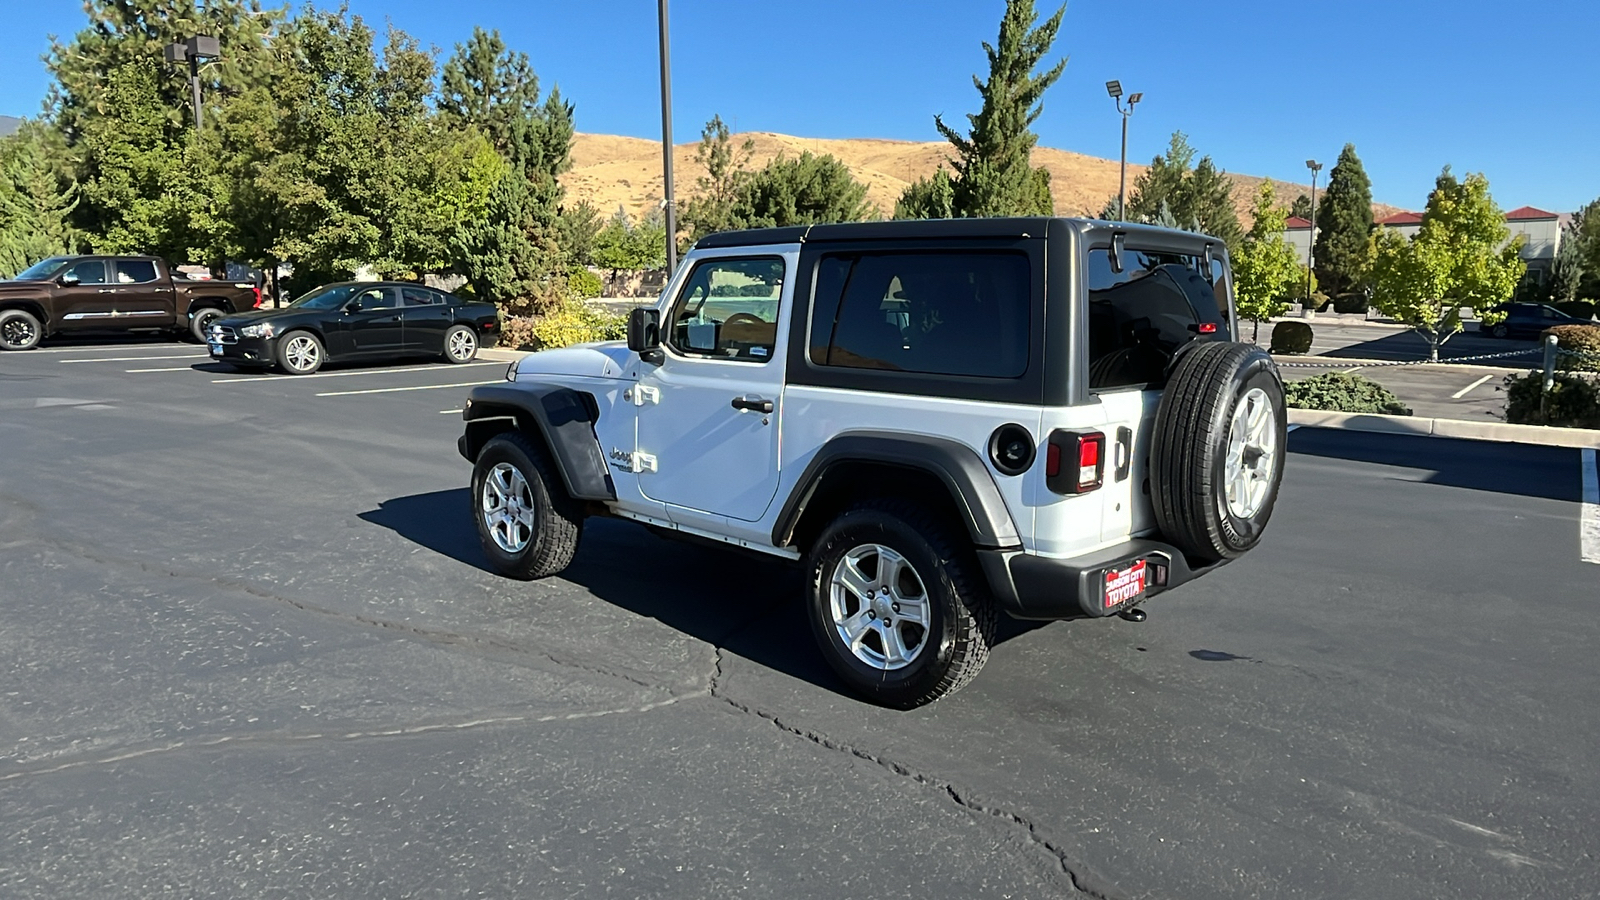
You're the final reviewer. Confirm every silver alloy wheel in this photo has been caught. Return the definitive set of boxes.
[448,328,477,361]
[1,315,37,348]
[284,334,320,372]
[829,543,931,671]
[482,461,535,553]
[1224,387,1278,519]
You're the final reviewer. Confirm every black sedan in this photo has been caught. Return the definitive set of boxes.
[207,282,501,374]
[1482,302,1594,339]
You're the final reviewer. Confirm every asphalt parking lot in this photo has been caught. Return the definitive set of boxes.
[3,337,1598,898]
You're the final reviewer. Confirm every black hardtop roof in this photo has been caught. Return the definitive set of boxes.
[692,217,1224,250]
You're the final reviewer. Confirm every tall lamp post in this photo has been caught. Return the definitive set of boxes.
[1305,158,1323,309]
[1105,80,1142,221]
[163,35,220,132]
[657,0,677,274]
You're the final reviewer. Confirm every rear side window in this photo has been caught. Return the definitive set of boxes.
[1087,248,1224,390]
[402,287,443,307]
[811,252,1029,378]
[114,260,158,284]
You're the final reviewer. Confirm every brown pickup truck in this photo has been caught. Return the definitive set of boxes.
[0,255,262,350]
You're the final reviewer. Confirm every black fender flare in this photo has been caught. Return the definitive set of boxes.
[771,431,1021,550]
[459,383,616,501]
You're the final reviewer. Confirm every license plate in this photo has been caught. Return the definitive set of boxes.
[208,342,223,355]
[1103,560,1147,610]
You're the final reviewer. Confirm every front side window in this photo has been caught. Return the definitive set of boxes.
[811,251,1030,378]
[1087,248,1223,390]
[354,286,400,310]
[666,257,784,361]
[114,260,158,284]
[62,259,108,285]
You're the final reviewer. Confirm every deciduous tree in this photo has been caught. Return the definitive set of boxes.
[1231,180,1304,340]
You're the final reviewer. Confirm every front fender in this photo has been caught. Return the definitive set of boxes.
[461,383,615,502]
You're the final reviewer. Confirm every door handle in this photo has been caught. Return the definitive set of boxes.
[730,396,773,414]
[1114,426,1133,482]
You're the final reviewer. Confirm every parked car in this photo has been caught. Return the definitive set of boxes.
[0,255,261,350]
[207,281,500,374]
[457,218,1287,707]
[1482,302,1593,339]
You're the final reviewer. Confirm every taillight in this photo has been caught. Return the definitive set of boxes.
[1046,430,1106,494]
[251,286,263,309]
[1196,322,1217,334]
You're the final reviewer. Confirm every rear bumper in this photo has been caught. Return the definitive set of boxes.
[978,539,1224,621]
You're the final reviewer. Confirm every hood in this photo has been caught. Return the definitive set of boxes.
[216,307,315,325]
[0,279,50,290]
[514,341,632,379]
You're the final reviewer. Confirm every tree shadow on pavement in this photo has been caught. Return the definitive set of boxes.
[1288,429,1582,502]
[362,488,1050,699]
[1312,330,1542,367]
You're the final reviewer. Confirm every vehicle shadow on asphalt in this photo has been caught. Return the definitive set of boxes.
[1309,330,1541,366]
[362,489,1048,700]
[1288,429,1581,502]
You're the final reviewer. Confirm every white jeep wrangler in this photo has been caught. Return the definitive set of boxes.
[459,218,1286,707]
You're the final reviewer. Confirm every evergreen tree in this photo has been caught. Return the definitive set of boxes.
[1124,132,1240,248]
[732,152,875,228]
[1289,193,1313,220]
[896,167,956,220]
[1570,199,1600,299]
[1312,143,1375,299]
[0,125,79,278]
[1126,132,1194,222]
[898,0,1065,218]
[1549,222,1585,303]
[1186,157,1243,249]
[679,115,755,239]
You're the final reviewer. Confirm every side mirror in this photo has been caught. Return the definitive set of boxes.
[346,299,363,314]
[627,307,661,356]
[60,272,80,286]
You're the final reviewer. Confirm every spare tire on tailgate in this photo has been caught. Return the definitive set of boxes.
[1150,342,1287,563]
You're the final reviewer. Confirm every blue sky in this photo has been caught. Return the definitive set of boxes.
[4,0,1597,212]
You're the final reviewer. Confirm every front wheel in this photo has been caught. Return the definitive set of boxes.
[275,331,325,375]
[442,324,479,364]
[472,432,583,579]
[805,500,997,708]
[0,309,43,351]
[1490,323,1509,339]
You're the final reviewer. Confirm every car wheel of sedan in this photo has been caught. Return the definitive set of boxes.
[275,331,325,375]
[442,325,479,364]
[189,308,224,343]
[1490,323,1509,339]
[0,309,44,351]
[472,432,583,579]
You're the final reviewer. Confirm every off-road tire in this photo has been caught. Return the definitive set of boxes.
[442,324,479,364]
[0,309,43,351]
[189,307,224,343]
[805,499,997,708]
[472,431,583,580]
[274,330,324,375]
[1151,341,1286,563]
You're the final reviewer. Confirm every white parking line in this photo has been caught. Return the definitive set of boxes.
[26,344,188,354]
[126,366,204,372]
[60,354,207,364]
[1450,374,1495,399]
[1582,448,1598,565]
[1341,366,1365,374]
[316,380,498,397]
[438,409,462,414]
[212,361,498,383]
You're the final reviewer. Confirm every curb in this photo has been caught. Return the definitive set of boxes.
[1270,355,1533,374]
[1287,409,1600,450]
[479,347,525,362]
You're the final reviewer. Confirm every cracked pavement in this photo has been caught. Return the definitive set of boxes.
[3,342,1599,898]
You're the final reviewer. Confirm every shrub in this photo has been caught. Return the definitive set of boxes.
[567,268,603,300]
[498,316,540,350]
[1503,371,1600,429]
[1331,292,1369,314]
[1284,372,1412,415]
[530,299,627,350]
[1545,324,1600,372]
[1270,320,1314,354]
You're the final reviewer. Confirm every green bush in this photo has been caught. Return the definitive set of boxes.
[567,268,604,300]
[1330,292,1369,314]
[530,299,627,350]
[1504,371,1600,428]
[1270,320,1314,354]
[1545,324,1600,372]
[1284,372,1412,415]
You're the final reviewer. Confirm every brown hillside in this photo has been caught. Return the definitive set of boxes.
[564,132,1398,226]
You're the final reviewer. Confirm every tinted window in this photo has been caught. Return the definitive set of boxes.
[1087,248,1221,390]
[13,256,73,280]
[290,285,360,310]
[812,252,1029,378]
[61,259,108,285]
[666,257,784,362]
[353,286,400,310]
[402,287,443,307]
[114,260,158,284]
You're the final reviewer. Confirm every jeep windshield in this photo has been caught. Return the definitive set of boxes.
[10,256,75,281]
[288,284,361,310]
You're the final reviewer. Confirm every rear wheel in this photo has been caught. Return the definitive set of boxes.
[805,500,996,708]
[472,432,583,580]
[1151,342,1287,563]
[275,331,324,375]
[0,309,43,351]
[1490,323,1509,339]
[442,324,478,363]
[189,307,224,343]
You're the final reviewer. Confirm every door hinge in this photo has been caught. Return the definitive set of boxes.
[632,385,660,407]
[632,452,657,474]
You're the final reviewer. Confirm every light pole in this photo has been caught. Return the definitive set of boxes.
[1105,81,1142,221]
[657,0,677,274]
[163,35,220,132]
[1305,158,1323,309]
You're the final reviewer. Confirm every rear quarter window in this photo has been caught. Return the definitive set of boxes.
[1086,248,1225,390]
